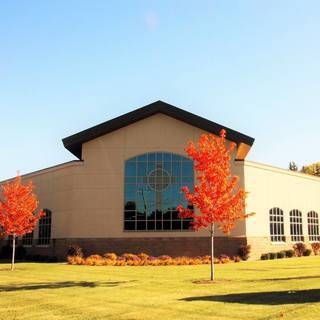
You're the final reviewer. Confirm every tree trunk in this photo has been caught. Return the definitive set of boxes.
[11,235,16,271]
[210,223,215,281]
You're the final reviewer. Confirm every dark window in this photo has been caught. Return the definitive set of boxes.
[124,152,194,231]
[22,231,33,246]
[38,209,52,245]
[289,209,304,242]
[269,208,285,242]
[308,211,320,242]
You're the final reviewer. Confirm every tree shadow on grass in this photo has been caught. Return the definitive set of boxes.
[240,266,318,272]
[181,289,320,305]
[248,275,320,282]
[0,280,135,292]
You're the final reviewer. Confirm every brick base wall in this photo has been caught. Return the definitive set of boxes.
[247,237,314,260]
[3,236,310,261]
[0,236,247,260]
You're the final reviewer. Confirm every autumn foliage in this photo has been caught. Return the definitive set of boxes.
[0,176,43,236]
[177,130,250,233]
[177,130,252,280]
[67,252,242,266]
[0,175,44,270]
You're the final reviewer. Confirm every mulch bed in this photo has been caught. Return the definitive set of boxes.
[192,279,231,284]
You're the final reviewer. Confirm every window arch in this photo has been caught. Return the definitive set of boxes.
[37,209,52,245]
[308,211,320,242]
[289,209,304,242]
[269,208,285,242]
[124,152,194,231]
[22,231,33,246]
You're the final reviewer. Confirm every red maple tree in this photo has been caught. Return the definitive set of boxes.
[0,175,44,270]
[177,130,252,280]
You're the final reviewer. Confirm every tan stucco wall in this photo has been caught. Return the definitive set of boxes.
[0,113,246,243]
[244,160,320,242]
[0,161,84,241]
[76,113,246,238]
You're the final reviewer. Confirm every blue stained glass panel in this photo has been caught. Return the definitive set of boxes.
[124,152,194,231]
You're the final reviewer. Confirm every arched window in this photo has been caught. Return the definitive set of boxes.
[269,208,285,242]
[22,231,33,246]
[289,209,304,242]
[308,211,320,242]
[37,209,52,245]
[124,152,194,231]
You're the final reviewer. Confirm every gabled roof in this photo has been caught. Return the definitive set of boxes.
[62,100,255,159]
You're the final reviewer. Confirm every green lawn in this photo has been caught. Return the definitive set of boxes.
[0,257,319,320]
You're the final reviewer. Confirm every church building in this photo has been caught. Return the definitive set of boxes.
[1,100,320,260]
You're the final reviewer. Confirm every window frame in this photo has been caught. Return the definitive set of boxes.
[123,152,194,232]
[289,209,304,242]
[22,231,34,247]
[37,209,52,246]
[307,211,320,242]
[269,207,286,243]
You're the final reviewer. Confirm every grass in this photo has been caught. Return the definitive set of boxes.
[0,257,320,320]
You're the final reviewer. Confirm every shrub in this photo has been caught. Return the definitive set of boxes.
[0,244,12,259]
[260,253,270,260]
[293,243,306,257]
[88,254,102,260]
[201,256,211,264]
[238,245,251,261]
[311,242,320,255]
[303,249,312,256]
[114,257,127,266]
[67,245,83,257]
[85,255,104,266]
[277,251,286,259]
[269,252,277,260]
[103,253,117,261]
[158,255,172,260]
[233,256,241,263]
[67,255,84,265]
[218,254,230,264]
[220,257,230,264]
[121,253,139,261]
[67,252,244,267]
[137,253,149,260]
[213,257,220,264]
[285,249,294,258]
[15,246,27,260]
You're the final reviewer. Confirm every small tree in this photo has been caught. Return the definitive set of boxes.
[289,161,298,171]
[301,162,320,176]
[177,130,252,281]
[0,175,44,270]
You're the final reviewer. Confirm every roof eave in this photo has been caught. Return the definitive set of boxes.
[62,100,255,159]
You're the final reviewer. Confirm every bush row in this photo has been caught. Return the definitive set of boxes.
[311,242,320,255]
[67,252,242,266]
[260,242,318,260]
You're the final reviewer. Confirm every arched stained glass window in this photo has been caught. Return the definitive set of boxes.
[124,152,194,231]
[22,231,33,246]
[289,209,304,242]
[308,211,320,242]
[37,209,52,245]
[269,208,285,242]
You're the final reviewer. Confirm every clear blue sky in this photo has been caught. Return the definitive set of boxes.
[1,1,319,180]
